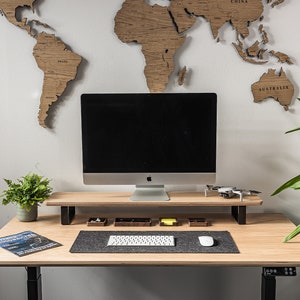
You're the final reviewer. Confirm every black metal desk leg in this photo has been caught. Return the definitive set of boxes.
[26,266,42,300]
[261,270,276,300]
[261,267,297,300]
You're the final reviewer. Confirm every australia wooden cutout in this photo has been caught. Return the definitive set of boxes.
[251,68,294,111]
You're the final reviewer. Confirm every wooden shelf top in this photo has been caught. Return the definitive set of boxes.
[45,191,263,207]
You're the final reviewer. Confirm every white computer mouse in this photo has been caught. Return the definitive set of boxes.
[198,235,214,247]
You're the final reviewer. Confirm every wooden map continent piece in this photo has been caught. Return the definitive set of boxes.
[169,0,264,39]
[232,39,267,65]
[269,50,293,65]
[246,41,260,57]
[0,0,36,35]
[0,1,83,128]
[115,0,185,92]
[251,68,294,111]
[267,0,286,8]
[33,32,82,127]
[178,66,187,86]
[259,24,269,44]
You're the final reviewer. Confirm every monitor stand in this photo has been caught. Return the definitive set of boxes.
[130,185,170,201]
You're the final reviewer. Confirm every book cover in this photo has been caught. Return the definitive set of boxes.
[0,231,62,257]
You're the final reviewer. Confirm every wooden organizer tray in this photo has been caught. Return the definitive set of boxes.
[114,218,152,227]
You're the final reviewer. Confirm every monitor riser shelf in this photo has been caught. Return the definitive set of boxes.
[45,191,263,225]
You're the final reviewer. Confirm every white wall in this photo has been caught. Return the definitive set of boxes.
[1,0,300,299]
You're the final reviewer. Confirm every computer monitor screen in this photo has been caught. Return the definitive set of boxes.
[81,93,217,201]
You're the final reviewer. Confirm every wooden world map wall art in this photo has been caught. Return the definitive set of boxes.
[0,0,82,128]
[0,0,295,128]
[115,0,295,110]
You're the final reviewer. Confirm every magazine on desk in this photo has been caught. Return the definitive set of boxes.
[0,231,62,256]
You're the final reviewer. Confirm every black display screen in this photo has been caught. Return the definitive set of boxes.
[81,93,217,174]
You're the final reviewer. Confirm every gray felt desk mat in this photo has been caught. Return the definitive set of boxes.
[70,231,239,253]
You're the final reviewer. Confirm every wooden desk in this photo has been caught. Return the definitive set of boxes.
[0,213,298,300]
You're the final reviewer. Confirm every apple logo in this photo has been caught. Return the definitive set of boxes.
[146,176,152,182]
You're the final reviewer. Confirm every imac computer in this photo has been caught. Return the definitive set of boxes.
[81,93,217,201]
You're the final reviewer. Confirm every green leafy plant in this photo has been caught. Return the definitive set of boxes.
[1,173,52,211]
[272,173,300,196]
[272,114,300,242]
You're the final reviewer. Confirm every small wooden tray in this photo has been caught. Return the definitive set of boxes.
[87,217,107,226]
[189,218,209,227]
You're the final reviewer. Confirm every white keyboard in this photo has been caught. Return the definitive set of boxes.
[107,235,175,246]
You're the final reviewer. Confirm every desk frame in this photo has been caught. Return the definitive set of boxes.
[23,265,297,300]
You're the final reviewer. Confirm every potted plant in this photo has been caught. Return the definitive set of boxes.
[1,173,52,222]
[272,123,300,242]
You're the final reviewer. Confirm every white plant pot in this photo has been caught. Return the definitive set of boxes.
[16,204,38,222]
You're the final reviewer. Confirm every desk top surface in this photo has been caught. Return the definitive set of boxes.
[0,213,299,267]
